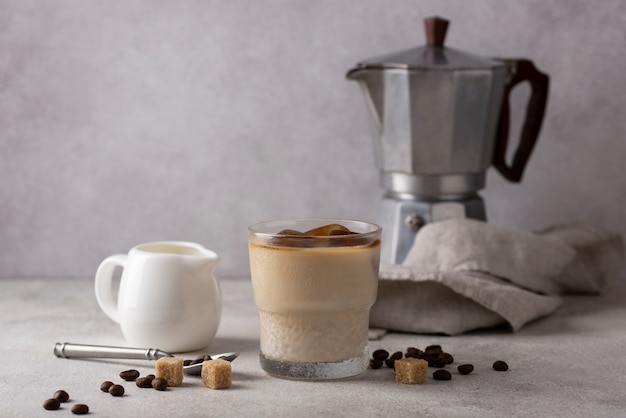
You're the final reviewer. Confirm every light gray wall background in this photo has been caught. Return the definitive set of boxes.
[1,0,625,280]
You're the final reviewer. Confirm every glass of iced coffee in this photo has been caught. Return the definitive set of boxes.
[248,219,381,380]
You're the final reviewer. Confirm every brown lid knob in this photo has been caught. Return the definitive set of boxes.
[424,16,449,47]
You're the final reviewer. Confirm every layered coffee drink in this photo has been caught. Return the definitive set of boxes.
[248,219,381,380]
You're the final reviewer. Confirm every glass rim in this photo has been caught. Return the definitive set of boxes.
[248,218,381,239]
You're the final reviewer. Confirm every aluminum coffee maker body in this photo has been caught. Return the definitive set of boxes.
[346,17,549,264]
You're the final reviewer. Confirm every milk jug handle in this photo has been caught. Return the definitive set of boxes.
[94,254,127,324]
[492,59,549,182]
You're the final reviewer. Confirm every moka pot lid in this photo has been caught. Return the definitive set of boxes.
[348,16,505,72]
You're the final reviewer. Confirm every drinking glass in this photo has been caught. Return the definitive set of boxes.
[248,219,381,380]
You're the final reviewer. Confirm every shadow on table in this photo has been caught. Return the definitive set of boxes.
[488,282,626,337]
[209,335,259,356]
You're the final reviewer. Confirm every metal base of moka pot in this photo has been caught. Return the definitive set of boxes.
[380,192,487,265]
[379,172,487,265]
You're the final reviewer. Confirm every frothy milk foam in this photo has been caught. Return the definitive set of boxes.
[249,240,380,363]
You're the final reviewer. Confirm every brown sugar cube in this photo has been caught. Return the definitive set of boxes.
[201,359,232,389]
[394,358,428,384]
[155,357,184,387]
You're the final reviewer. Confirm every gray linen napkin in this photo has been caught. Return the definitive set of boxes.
[370,219,624,335]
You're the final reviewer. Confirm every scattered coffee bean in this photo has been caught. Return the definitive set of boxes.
[385,351,403,368]
[419,353,432,362]
[71,403,89,415]
[458,364,474,375]
[43,398,61,410]
[369,359,384,369]
[425,345,442,355]
[152,378,168,391]
[405,347,423,358]
[430,352,454,368]
[434,356,448,368]
[136,376,154,388]
[493,360,509,371]
[53,389,69,402]
[145,374,155,380]
[100,381,114,392]
[370,344,510,385]
[119,369,140,381]
[439,352,454,365]
[372,349,389,361]
[433,369,452,381]
[108,384,125,397]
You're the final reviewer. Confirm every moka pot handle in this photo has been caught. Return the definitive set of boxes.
[493,59,549,182]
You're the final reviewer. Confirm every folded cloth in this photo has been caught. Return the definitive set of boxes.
[537,223,625,293]
[370,219,624,335]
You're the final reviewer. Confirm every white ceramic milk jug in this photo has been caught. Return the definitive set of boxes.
[94,241,221,352]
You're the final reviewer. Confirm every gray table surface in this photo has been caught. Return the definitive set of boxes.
[1,277,625,417]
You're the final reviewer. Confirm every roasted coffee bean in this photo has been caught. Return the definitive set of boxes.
[433,351,453,368]
[433,370,452,381]
[405,347,423,358]
[100,381,114,392]
[372,349,389,361]
[422,353,439,367]
[152,378,168,391]
[458,364,474,375]
[493,360,509,371]
[71,404,89,415]
[183,359,193,366]
[385,351,403,368]
[119,369,140,381]
[108,384,125,397]
[439,352,454,365]
[434,357,447,368]
[425,345,442,355]
[145,374,155,381]
[136,377,153,388]
[53,389,70,402]
[369,359,384,369]
[43,398,61,410]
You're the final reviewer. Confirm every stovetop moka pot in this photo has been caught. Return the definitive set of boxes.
[346,16,549,264]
